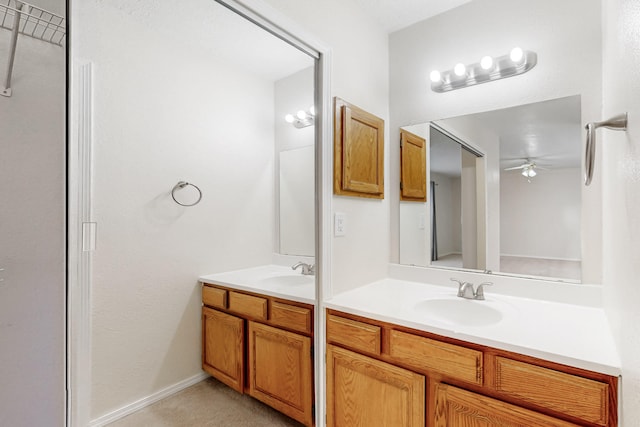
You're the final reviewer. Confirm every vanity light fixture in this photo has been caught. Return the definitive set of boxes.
[285,105,315,128]
[429,47,537,93]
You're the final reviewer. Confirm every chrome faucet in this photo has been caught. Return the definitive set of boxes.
[292,262,315,276]
[451,278,493,300]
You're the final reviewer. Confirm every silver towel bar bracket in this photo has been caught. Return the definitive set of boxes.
[171,181,202,207]
[584,112,628,186]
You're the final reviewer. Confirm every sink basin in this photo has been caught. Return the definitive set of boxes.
[259,275,315,287]
[413,297,503,327]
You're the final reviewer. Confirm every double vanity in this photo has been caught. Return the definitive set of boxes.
[200,264,620,427]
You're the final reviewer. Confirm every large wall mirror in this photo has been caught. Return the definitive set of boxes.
[400,96,582,281]
[393,0,601,283]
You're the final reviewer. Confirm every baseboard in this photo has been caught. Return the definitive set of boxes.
[89,372,210,427]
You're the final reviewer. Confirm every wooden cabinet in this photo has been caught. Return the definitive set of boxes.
[327,309,618,427]
[434,383,580,427]
[248,321,314,426]
[334,97,385,198]
[202,307,244,392]
[400,129,427,201]
[327,344,425,427]
[202,284,314,426]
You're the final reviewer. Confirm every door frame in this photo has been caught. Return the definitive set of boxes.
[66,1,332,425]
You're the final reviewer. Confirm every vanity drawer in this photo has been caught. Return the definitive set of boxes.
[326,314,381,355]
[228,291,268,321]
[270,301,312,334]
[389,329,482,385]
[493,357,609,425]
[202,285,227,309]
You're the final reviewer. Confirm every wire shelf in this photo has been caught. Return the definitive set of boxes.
[0,0,65,46]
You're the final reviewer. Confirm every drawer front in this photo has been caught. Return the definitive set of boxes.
[202,285,227,309]
[228,291,268,320]
[389,329,482,385]
[327,314,381,355]
[494,357,609,425]
[270,301,312,334]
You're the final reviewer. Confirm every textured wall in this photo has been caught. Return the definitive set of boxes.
[601,0,640,425]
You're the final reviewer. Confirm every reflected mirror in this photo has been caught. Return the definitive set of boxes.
[400,96,582,281]
[274,66,315,257]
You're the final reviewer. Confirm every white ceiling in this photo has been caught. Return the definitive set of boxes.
[350,0,473,33]
[429,96,582,176]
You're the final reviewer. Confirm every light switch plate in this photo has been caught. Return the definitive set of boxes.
[334,212,347,236]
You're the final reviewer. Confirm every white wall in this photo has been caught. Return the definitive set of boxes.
[601,0,640,425]
[501,168,581,260]
[0,27,66,427]
[263,0,390,296]
[389,0,603,283]
[75,1,285,419]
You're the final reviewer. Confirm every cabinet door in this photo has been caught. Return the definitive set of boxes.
[327,344,425,427]
[202,307,244,393]
[400,129,427,201]
[434,383,580,427]
[248,321,313,426]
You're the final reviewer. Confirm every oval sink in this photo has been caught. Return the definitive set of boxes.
[413,298,503,327]
[259,275,314,287]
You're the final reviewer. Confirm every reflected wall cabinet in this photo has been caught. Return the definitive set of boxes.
[400,129,427,201]
[201,283,314,426]
[333,97,385,198]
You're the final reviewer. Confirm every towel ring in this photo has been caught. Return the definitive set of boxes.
[171,181,202,207]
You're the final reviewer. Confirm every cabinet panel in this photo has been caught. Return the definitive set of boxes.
[270,301,312,334]
[202,307,244,393]
[434,383,580,427]
[248,321,313,426]
[202,285,227,309]
[389,329,482,385]
[494,356,609,425]
[334,97,384,199]
[228,291,268,320]
[400,129,427,201]
[327,345,425,427]
[327,314,381,355]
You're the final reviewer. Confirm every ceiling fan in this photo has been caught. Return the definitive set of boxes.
[503,159,549,181]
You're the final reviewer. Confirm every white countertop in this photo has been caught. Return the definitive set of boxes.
[325,278,621,376]
[199,264,315,305]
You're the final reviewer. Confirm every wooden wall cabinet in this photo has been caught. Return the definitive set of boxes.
[327,309,618,427]
[400,129,427,201]
[334,97,385,198]
[202,284,315,426]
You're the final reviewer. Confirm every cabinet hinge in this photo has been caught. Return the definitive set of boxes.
[400,182,403,191]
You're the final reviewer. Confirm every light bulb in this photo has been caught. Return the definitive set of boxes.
[285,114,295,123]
[454,63,466,77]
[429,70,441,83]
[510,47,524,63]
[296,110,307,120]
[480,55,494,70]
[528,168,537,177]
[309,105,315,116]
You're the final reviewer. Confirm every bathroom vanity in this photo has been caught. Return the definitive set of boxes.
[325,279,620,427]
[200,265,315,426]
